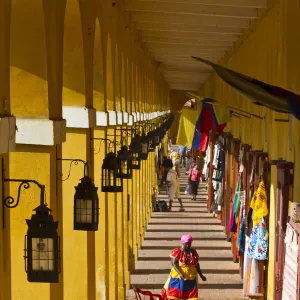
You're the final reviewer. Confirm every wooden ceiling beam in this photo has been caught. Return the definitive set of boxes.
[148,48,228,55]
[131,12,251,27]
[141,31,239,42]
[126,0,258,18]
[143,36,233,46]
[169,86,200,91]
[136,23,244,34]
[137,0,267,8]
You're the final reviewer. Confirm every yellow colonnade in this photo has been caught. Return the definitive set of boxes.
[0,0,169,299]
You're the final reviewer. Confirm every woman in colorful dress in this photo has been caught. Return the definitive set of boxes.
[161,234,206,300]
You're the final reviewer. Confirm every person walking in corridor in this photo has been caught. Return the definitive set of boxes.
[161,234,206,300]
[164,159,184,212]
[178,145,187,168]
[189,165,201,201]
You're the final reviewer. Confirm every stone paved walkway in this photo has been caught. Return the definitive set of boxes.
[126,167,246,300]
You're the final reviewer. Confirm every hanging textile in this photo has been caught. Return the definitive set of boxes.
[237,191,246,254]
[192,99,229,151]
[282,223,299,300]
[229,175,242,233]
[211,139,225,213]
[246,161,256,236]
[176,108,198,147]
[246,180,268,261]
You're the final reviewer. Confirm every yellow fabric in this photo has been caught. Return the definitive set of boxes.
[196,98,231,125]
[176,108,198,147]
[250,180,269,226]
[163,266,198,300]
[169,265,198,280]
[211,102,231,125]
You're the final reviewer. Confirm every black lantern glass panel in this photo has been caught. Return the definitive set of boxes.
[74,176,99,231]
[140,135,149,160]
[117,146,132,179]
[147,131,155,152]
[102,152,123,192]
[131,152,141,170]
[25,204,60,283]
[129,135,141,170]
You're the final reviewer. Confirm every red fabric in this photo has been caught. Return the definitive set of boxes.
[167,287,198,299]
[197,107,226,151]
[170,248,199,265]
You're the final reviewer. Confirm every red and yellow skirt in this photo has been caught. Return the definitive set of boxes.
[161,265,198,300]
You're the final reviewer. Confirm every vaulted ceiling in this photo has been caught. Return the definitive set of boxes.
[125,0,267,91]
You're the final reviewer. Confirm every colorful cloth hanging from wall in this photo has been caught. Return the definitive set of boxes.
[243,179,269,296]
[176,108,198,147]
[282,223,299,300]
[192,99,230,151]
[192,56,300,120]
[246,180,269,260]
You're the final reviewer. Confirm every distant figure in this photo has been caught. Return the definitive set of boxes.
[178,145,187,168]
[189,165,201,201]
[164,159,184,212]
[185,148,192,171]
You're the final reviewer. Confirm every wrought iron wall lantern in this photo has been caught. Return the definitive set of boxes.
[57,158,99,231]
[140,132,149,160]
[102,152,123,192]
[146,130,155,152]
[1,159,60,283]
[117,145,133,179]
[129,134,142,170]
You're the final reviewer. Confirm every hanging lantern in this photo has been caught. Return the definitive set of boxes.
[152,128,160,146]
[140,134,149,160]
[25,204,60,283]
[74,176,99,231]
[147,131,155,152]
[129,135,141,170]
[102,152,123,192]
[117,146,133,179]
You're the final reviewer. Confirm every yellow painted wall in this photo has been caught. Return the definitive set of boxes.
[200,2,300,299]
[9,149,51,300]
[1,0,169,299]
[62,131,88,299]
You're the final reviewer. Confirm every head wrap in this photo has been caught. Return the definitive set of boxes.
[181,234,193,244]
